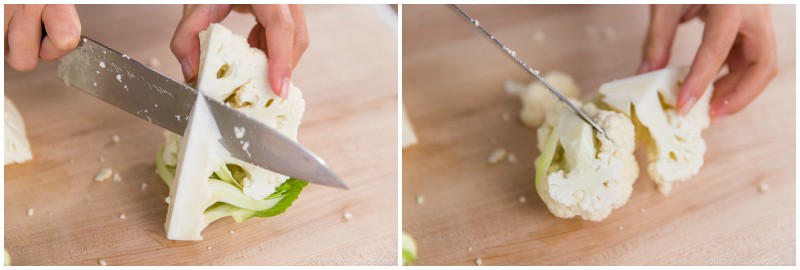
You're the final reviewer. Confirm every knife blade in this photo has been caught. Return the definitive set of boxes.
[57,36,347,189]
[449,4,606,135]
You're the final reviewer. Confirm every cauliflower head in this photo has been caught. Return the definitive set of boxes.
[505,70,581,127]
[599,67,711,194]
[535,101,638,221]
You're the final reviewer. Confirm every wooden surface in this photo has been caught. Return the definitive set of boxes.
[4,5,398,266]
[402,4,795,266]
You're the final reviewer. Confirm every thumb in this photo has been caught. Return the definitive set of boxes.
[638,4,684,74]
[170,4,232,82]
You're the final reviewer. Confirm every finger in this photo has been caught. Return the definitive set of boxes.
[252,5,295,98]
[39,4,81,61]
[6,5,44,71]
[247,24,264,49]
[677,6,741,115]
[170,4,231,82]
[709,59,776,120]
[638,4,683,74]
[5,5,19,55]
[288,5,308,68]
[709,6,778,120]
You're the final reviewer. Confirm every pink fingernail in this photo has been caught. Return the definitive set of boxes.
[711,101,729,123]
[280,77,290,98]
[637,61,650,74]
[679,96,696,115]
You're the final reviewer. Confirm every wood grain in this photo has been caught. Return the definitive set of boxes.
[4,4,398,266]
[402,4,795,266]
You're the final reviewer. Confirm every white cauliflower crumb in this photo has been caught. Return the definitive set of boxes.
[148,57,161,68]
[617,226,624,231]
[207,246,212,251]
[468,246,473,252]
[99,61,106,69]
[532,30,546,43]
[488,148,507,164]
[112,134,120,143]
[758,182,769,193]
[119,213,126,220]
[99,156,105,163]
[116,74,122,82]
[141,182,148,191]
[229,230,235,235]
[507,153,518,164]
[165,197,171,204]
[112,173,122,183]
[98,259,107,266]
[94,168,113,182]
[416,195,425,205]
[343,212,353,220]
[640,208,647,213]
[26,208,34,217]
[475,258,482,266]
[518,196,527,203]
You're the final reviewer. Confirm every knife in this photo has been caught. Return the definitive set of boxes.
[57,36,347,189]
[449,5,606,135]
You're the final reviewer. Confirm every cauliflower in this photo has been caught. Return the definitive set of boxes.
[402,103,418,149]
[4,96,32,165]
[158,24,307,240]
[535,101,638,221]
[505,70,580,127]
[599,67,711,194]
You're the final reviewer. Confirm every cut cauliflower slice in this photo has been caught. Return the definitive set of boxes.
[505,70,581,127]
[4,96,32,165]
[158,24,307,240]
[535,101,638,221]
[599,67,711,194]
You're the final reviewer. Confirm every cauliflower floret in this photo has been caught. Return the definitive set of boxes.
[535,101,638,221]
[599,67,711,194]
[4,96,33,165]
[506,71,581,127]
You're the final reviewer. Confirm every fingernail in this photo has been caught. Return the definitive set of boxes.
[280,77,290,98]
[180,59,193,82]
[637,61,650,74]
[710,100,729,123]
[679,96,697,115]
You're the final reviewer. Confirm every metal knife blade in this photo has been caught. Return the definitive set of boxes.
[449,5,605,135]
[57,36,347,189]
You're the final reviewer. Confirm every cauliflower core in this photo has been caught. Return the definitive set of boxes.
[599,67,711,194]
[535,101,638,221]
[505,71,581,127]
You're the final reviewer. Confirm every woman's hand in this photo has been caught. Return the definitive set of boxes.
[170,4,309,98]
[4,4,81,71]
[638,4,777,121]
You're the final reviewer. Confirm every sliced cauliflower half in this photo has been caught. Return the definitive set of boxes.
[192,23,305,199]
[158,24,308,240]
[535,101,638,221]
[599,67,711,194]
[505,70,581,127]
[5,96,32,165]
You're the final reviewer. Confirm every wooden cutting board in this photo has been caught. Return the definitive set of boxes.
[402,4,795,266]
[4,4,398,266]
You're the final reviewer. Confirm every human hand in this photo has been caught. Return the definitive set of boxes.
[638,4,777,121]
[4,4,81,71]
[171,4,309,98]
